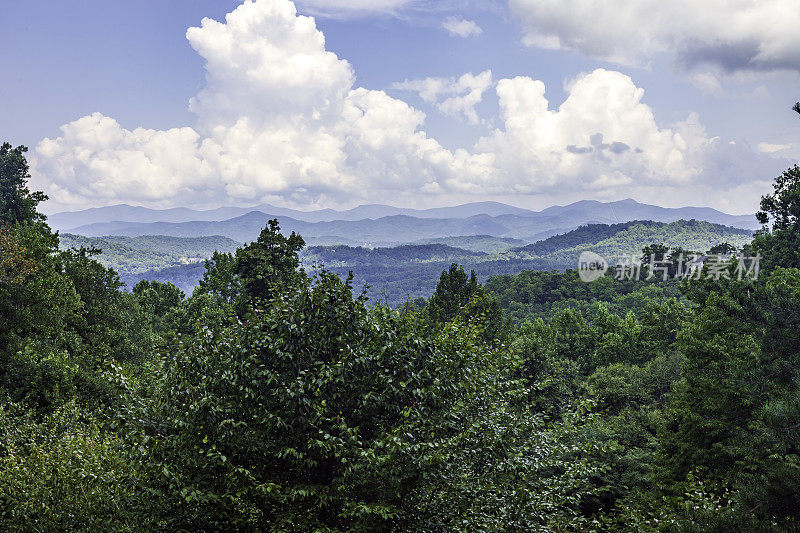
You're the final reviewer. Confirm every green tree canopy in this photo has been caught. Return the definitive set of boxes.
[426,263,481,323]
[754,165,800,271]
[234,219,305,305]
[0,143,47,225]
[133,280,184,318]
[193,219,305,318]
[707,242,737,256]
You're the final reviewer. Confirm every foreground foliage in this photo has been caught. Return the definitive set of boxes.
[3,142,800,530]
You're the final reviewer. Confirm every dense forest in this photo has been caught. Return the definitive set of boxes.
[508,220,752,259]
[58,234,242,276]
[2,138,800,530]
[108,219,753,306]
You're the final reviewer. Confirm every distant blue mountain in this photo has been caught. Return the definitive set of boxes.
[47,200,535,231]
[63,197,759,247]
[52,198,758,242]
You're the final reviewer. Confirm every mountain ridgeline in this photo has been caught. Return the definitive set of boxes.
[51,198,758,304]
[46,200,536,229]
[51,198,758,246]
[508,219,753,259]
[90,219,754,305]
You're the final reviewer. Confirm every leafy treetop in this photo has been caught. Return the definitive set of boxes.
[755,165,800,271]
[0,143,47,225]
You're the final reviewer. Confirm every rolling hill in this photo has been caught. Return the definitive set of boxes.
[58,234,241,276]
[510,220,754,260]
[119,219,755,305]
[63,201,759,247]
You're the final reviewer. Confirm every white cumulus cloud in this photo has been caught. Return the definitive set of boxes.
[32,0,488,210]
[474,69,706,193]
[30,0,788,213]
[393,70,493,124]
[509,0,800,72]
[442,16,483,38]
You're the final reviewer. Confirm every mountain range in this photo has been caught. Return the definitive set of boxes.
[47,201,534,230]
[113,219,754,306]
[52,199,759,246]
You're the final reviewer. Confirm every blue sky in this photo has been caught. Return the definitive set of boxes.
[3,0,798,214]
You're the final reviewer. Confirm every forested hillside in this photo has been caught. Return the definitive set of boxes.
[58,234,241,275]
[120,220,753,306]
[3,141,800,530]
[511,219,752,258]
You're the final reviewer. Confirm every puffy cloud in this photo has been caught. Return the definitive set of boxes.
[186,0,355,128]
[392,70,493,124]
[472,69,781,197]
[32,0,486,210]
[30,0,789,213]
[442,16,483,38]
[509,0,800,72]
[474,70,696,193]
[34,113,215,206]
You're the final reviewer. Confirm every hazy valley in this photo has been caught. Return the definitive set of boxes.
[56,200,755,306]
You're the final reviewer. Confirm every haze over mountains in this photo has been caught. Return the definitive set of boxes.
[94,219,753,306]
[47,201,534,230]
[54,195,759,306]
[51,199,759,247]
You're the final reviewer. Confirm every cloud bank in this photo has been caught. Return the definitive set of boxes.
[510,0,800,72]
[31,0,787,212]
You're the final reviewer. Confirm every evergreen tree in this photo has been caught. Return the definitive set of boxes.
[656,164,800,525]
[427,263,508,344]
[754,165,800,272]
